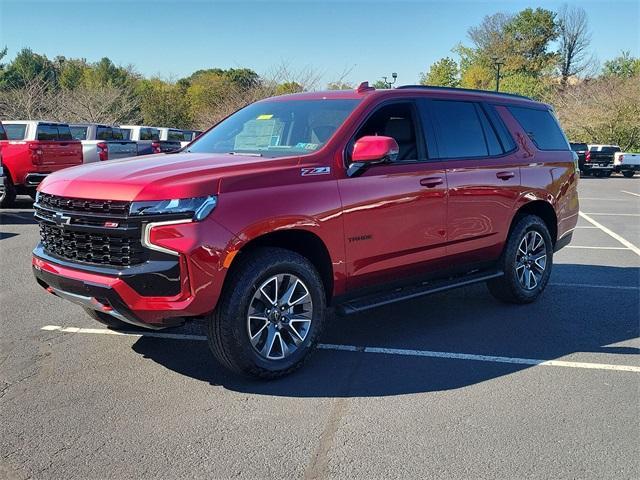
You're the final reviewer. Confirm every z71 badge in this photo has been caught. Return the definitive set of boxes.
[301,167,331,176]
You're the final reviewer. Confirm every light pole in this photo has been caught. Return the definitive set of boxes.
[382,72,398,88]
[491,57,504,92]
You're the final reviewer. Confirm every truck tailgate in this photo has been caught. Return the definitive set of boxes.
[108,141,137,160]
[38,141,83,168]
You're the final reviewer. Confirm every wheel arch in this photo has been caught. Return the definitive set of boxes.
[229,229,335,303]
[511,200,558,245]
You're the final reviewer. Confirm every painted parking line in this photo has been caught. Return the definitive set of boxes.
[581,212,640,217]
[579,211,640,257]
[579,197,632,201]
[621,190,640,198]
[565,246,629,250]
[549,282,639,291]
[41,325,640,373]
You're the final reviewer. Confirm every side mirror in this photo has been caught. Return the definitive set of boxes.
[348,136,399,177]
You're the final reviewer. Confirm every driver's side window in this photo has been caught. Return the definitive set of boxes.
[352,102,421,162]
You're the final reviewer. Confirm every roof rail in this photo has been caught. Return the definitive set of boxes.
[396,85,533,100]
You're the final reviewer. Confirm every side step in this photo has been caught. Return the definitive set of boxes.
[337,270,504,315]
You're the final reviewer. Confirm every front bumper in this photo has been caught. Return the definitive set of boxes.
[32,218,235,328]
[33,255,187,328]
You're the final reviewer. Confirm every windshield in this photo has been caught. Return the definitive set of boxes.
[187,98,360,157]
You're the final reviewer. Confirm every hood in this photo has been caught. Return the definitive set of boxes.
[38,152,297,201]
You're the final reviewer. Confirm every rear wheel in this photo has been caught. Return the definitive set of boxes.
[488,215,553,304]
[0,177,16,208]
[593,171,604,178]
[603,170,613,177]
[622,171,635,178]
[207,247,326,379]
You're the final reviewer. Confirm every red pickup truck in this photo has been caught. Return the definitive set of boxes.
[0,121,83,207]
[32,84,579,378]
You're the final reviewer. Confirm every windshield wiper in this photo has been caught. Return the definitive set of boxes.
[227,151,263,157]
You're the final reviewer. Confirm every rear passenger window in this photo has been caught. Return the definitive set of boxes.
[508,106,569,151]
[140,128,160,141]
[37,125,59,140]
[167,130,184,141]
[96,127,113,140]
[429,100,488,158]
[57,125,73,140]
[70,126,88,140]
[484,105,517,152]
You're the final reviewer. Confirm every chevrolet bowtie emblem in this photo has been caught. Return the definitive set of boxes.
[52,212,71,226]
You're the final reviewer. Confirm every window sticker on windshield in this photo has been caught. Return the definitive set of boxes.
[295,142,320,150]
[257,114,273,120]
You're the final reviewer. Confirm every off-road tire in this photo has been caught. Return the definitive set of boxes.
[487,215,553,304]
[207,247,326,379]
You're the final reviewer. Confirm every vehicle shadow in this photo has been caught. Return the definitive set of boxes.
[0,197,36,227]
[130,264,639,397]
[0,211,37,226]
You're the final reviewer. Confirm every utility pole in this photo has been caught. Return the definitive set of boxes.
[491,57,504,92]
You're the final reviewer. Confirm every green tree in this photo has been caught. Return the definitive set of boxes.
[420,57,459,87]
[372,80,389,89]
[137,78,192,128]
[602,51,640,78]
[275,82,303,95]
[0,48,56,88]
[326,81,353,90]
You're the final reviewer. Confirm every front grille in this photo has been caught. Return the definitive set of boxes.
[35,194,147,268]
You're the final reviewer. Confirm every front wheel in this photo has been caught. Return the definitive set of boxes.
[622,171,635,178]
[207,247,326,379]
[488,215,553,304]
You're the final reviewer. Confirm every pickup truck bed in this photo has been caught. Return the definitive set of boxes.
[583,145,621,177]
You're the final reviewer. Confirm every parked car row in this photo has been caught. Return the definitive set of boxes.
[570,142,639,178]
[0,120,202,207]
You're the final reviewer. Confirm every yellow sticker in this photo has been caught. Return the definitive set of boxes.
[257,114,273,120]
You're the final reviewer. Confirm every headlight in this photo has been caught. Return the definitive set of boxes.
[130,196,217,221]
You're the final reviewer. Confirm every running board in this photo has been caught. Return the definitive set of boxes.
[337,270,504,315]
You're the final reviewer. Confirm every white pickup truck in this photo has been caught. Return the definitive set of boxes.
[158,128,201,150]
[614,152,640,178]
[70,124,137,163]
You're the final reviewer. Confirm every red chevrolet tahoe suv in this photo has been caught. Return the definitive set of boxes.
[32,84,579,378]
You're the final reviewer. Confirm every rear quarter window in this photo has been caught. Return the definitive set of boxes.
[508,106,569,151]
[6,123,28,140]
[0,123,6,140]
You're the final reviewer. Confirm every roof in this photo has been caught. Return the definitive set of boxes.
[264,83,545,108]
[2,120,70,125]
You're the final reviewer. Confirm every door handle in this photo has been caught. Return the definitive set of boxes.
[420,176,444,188]
[496,171,515,181]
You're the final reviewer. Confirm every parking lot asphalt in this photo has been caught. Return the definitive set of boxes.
[1,176,639,480]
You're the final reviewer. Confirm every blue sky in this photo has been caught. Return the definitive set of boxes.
[1,0,638,85]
